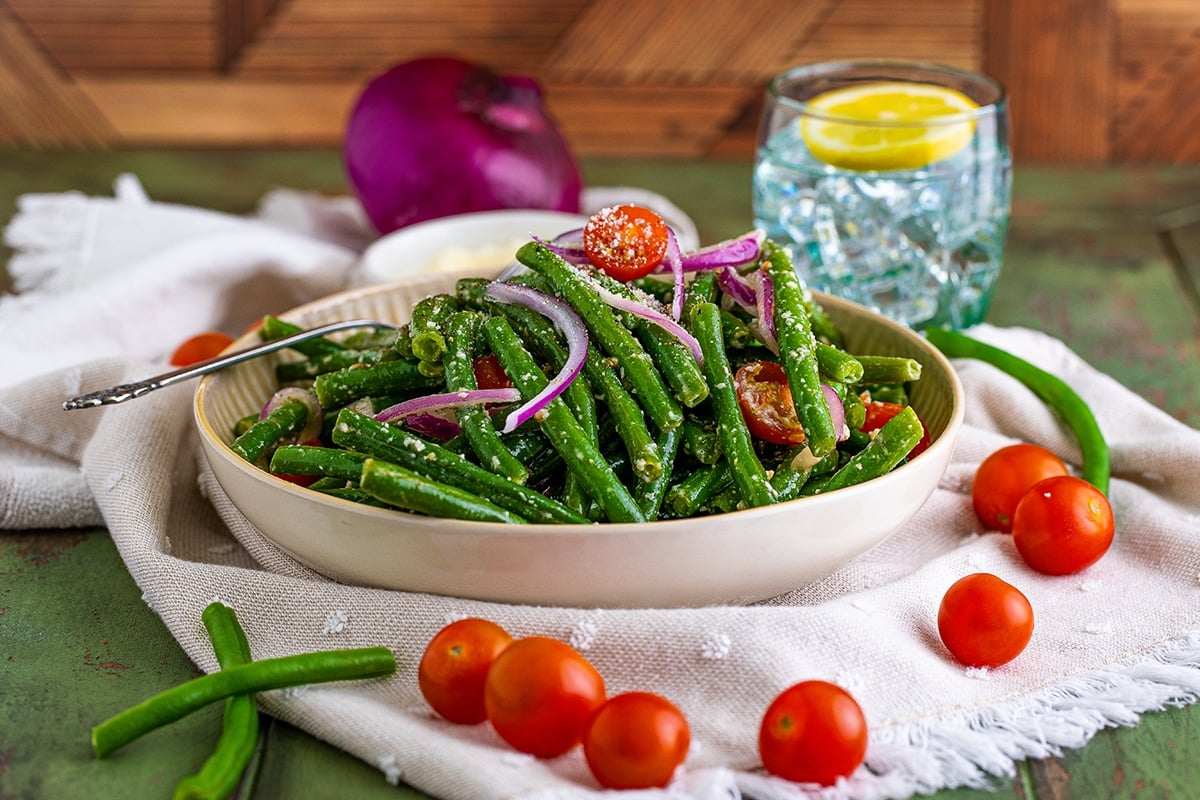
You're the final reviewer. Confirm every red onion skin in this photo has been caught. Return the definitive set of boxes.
[344,57,582,234]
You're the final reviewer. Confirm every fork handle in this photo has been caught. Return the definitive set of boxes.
[62,319,401,410]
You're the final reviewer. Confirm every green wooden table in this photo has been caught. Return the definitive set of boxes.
[2,152,1199,799]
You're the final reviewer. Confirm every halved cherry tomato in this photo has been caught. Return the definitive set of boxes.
[972,443,1069,532]
[169,331,234,367]
[861,399,930,458]
[472,354,513,390]
[759,680,868,785]
[418,618,513,724]
[583,692,690,790]
[1012,475,1114,575]
[483,636,606,758]
[938,572,1034,667]
[734,360,806,445]
[582,204,670,281]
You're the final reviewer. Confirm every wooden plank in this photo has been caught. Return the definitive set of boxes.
[75,78,356,146]
[0,5,115,146]
[219,0,282,70]
[4,0,217,71]
[983,0,1113,163]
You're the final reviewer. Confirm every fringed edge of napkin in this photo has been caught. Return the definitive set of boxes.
[714,631,1200,800]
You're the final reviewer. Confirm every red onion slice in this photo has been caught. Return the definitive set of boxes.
[756,270,779,354]
[373,387,521,425]
[821,383,849,442]
[593,285,703,365]
[678,229,765,271]
[664,229,685,321]
[260,387,323,443]
[484,281,588,433]
[716,266,758,313]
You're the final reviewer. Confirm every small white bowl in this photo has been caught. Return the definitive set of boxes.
[195,276,963,609]
[357,209,588,285]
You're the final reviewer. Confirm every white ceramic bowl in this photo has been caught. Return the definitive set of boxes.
[357,209,588,285]
[195,276,963,609]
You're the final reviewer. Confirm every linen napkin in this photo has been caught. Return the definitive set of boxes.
[3,182,1200,800]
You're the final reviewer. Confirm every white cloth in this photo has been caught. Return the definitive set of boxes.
[3,180,1200,800]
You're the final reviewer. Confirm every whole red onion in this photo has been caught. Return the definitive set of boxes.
[344,57,583,235]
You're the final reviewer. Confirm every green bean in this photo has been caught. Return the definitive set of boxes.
[839,383,867,431]
[585,350,662,484]
[679,418,722,465]
[92,647,396,758]
[478,296,600,444]
[816,342,865,384]
[233,413,258,437]
[275,348,385,382]
[666,460,734,517]
[173,603,258,800]
[408,293,460,364]
[331,408,588,524]
[317,487,391,507]
[682,270,718,318]
[925,327,1110,495]
[483,316,646,523]
[803,405,923,495]
[230,399,308,464]
[635,323,710,408]
[258,316,344,357]
[762,240,837,457]
[269,445,368,482]
[634,424,682,519]
[312,359,441,410]
[443,311,529,484]
[359,458,528,523]
[691,302,777,507]
[854,354,922,384]
[516,241,683,432]
[719,309,759,351]
[770,447,837,502]
[307,476,350,492]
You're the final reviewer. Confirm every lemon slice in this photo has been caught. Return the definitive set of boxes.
[799,82,979,171]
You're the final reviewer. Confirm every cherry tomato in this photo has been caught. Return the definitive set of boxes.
[1012,475,1114,575]
[418,618,512,724]
[937,573,1034,667]
[758,680,868,786]
[582,692,690,790]
[582,204,670,281]
[734,360,806,445]
[169,331,234,367]
[472,354,513,390]
[972,443,1069,532]
[483,636,606,758]
[861,399,930,458]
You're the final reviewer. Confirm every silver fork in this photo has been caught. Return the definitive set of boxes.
[62,319,402,410]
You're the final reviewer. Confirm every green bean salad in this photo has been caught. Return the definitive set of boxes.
[229,222,929,525]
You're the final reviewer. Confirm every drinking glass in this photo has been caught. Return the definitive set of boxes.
[752,60,1010,330]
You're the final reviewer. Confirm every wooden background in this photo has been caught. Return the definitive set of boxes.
[0,0,1196,163]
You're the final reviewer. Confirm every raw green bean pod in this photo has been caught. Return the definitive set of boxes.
[92,647,396,758]
[762,240,838,457]
[172,602,259,800]
[815,342,865,384]
[925,327,1110,494]
[691,301,777,507]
